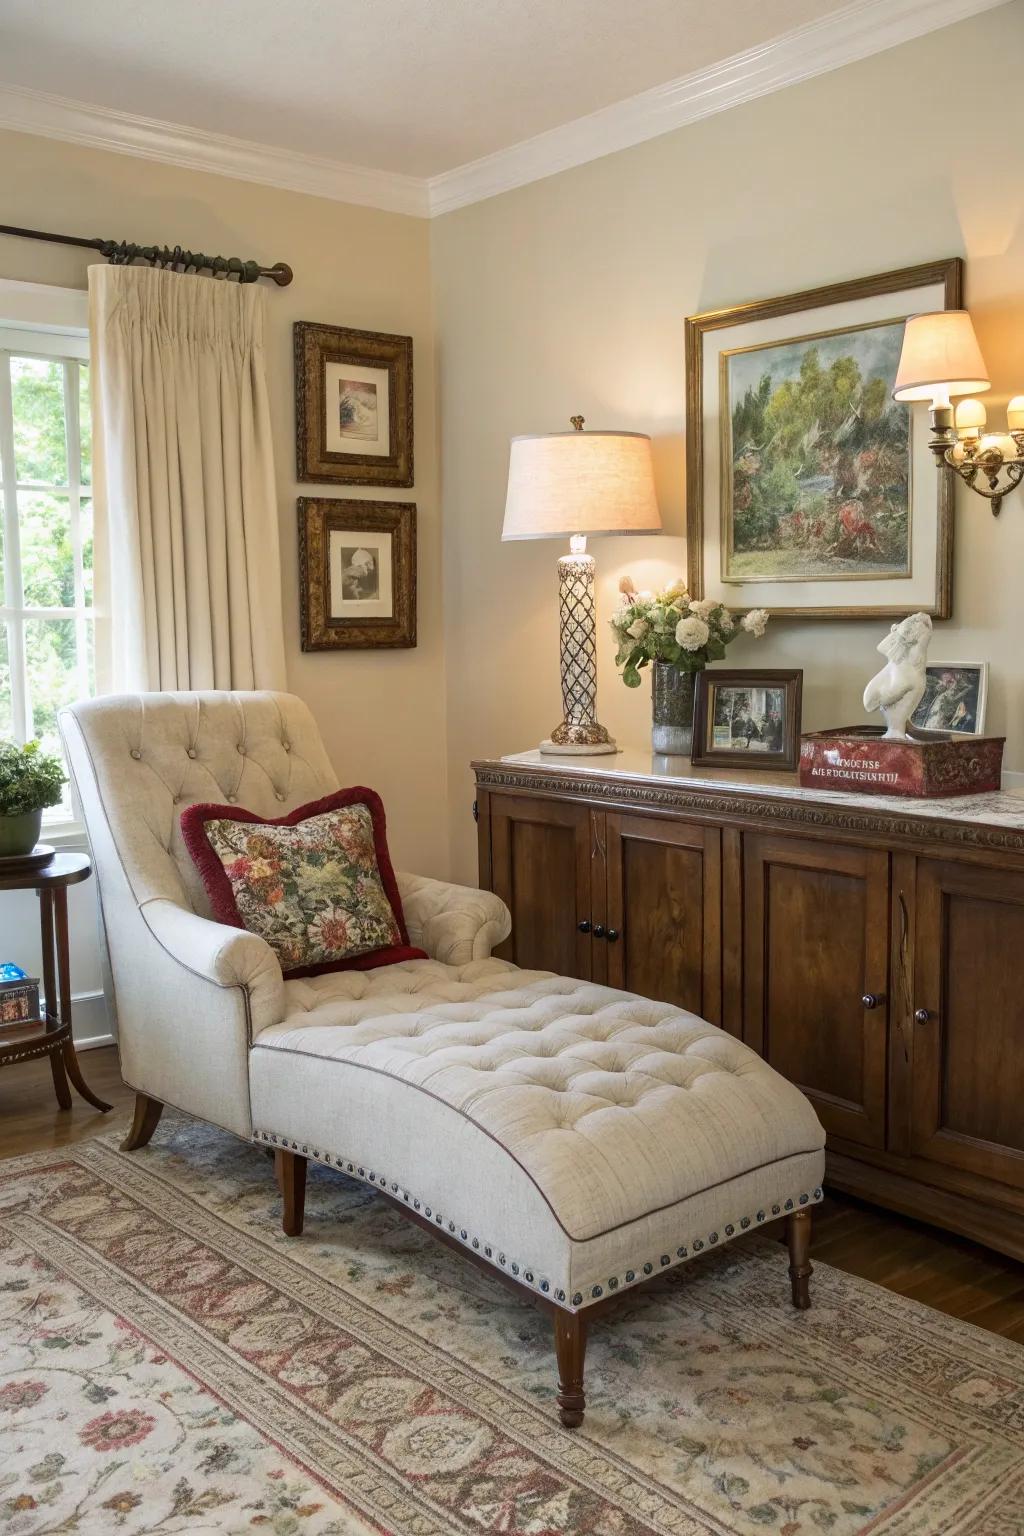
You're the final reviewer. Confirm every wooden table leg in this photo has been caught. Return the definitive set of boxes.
[53,885,112,1114]
[38,889,72,1110]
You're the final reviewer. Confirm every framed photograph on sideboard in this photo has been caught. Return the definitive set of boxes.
[692,668,803,771]
[911,661,989,735]
[685,258,962,618]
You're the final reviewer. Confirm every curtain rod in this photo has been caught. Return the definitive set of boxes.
[0,224,293,286]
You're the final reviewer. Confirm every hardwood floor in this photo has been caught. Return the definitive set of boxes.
[2,1046,1023,1344]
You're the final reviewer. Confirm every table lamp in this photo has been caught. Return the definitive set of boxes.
[502,416,661,754]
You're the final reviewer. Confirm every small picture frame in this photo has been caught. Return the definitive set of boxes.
[298,497,416,650]
[692,668,803,771]
[295,322,413,486]
[911,661,988,735]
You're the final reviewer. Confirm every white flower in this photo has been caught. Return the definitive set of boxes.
[637,590,654,603]
[688,597,719,618]
[719,610,734,632]
[676,615,710,651]
[741,607,770,637]
[664,579,689,603]
[626,618,649,640]
[611,608,633,630]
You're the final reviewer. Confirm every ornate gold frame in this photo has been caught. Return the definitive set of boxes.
[298,497,416,651]
[294,322,413,487]
[685,258,962,619]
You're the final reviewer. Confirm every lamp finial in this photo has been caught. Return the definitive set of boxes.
[569,415,585,432]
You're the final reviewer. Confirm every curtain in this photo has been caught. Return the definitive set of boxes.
[89,264,287,693]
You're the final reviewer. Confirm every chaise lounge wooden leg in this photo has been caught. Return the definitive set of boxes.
[276,1149,307,1237]
[120,1093,164,1151]
[553,1310,588,1428]
[786,1208,813,1310]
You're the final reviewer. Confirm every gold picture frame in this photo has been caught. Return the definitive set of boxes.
[298,497,416,651]
[295,322,413,487]
[685,259,962,618]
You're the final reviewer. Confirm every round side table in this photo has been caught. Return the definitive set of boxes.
[0,851,112,1113]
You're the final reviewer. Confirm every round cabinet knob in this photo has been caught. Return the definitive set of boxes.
[861,993,883,1010]
[592,924,606,938]
[606,928,620,943]
[577,920,592,934]
[914,1008,931,1024]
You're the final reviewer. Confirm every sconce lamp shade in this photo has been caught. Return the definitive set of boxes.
[502,429,661,540]
[893,310,991,402]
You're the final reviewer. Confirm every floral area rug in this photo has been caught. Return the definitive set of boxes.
[1,1116,1022,1536]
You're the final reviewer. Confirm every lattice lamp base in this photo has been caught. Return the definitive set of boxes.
[540,547,617,756]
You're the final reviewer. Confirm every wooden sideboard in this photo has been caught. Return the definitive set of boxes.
[473,749,1024,1262]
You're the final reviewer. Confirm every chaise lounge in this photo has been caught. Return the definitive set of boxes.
[62,689,826,1428]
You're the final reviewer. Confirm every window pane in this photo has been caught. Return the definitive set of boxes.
[79,364,92,487]
[0,624,12,740]
[25,616,92,752]
[11,356,68,486]
[81,496,93,606]
[18,490,74,608]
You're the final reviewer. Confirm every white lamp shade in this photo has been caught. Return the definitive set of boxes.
[502,430,661,540]
[893,310,991,401]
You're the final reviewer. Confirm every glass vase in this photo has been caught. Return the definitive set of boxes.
[651,662,697,756]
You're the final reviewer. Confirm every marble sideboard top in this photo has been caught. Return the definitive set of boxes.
[484,747,1024,833]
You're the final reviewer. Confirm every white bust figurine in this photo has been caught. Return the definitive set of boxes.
[863,612,933,740]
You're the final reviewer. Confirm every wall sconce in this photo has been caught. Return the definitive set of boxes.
[893,309,1024,515]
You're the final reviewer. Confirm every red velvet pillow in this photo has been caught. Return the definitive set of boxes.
[180,788,426,978]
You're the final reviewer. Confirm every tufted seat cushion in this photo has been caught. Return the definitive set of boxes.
[249,959,826,1310]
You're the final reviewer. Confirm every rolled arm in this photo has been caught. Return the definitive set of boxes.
[141,900,285,1037]
[396,872,512,965]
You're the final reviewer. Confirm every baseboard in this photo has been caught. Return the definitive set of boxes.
[57,989,115,1048]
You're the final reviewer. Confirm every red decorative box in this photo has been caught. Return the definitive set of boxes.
[0,975,41,1030]
[799,727,1005,798]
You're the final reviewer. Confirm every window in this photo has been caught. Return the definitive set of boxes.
[0,296,92,824]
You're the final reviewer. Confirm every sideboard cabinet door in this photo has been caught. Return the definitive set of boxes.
[488,795,593,977]
[911,859,1024,1190]
[604,814,722,1023]
[743,833,890,1147]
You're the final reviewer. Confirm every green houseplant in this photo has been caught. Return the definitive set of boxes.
[0,740,66,857]
[611,577,769,755]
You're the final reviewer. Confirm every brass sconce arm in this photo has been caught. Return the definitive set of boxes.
[928,425,1024,516]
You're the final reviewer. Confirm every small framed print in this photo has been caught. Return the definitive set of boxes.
[295,322,413,486]
[911,661,988,735]
[298,498,416,650]
[692,668,803,771]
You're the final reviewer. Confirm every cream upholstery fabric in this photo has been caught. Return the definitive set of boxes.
[89,265,286,692]
[249,960,826,1310]
[59,691,510,1137]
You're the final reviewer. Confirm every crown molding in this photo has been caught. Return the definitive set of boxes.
[0,83,430,218]
[0,0,1010,222]
[426,0,1012,216]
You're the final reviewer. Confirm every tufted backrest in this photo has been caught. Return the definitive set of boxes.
[61,692,339,918]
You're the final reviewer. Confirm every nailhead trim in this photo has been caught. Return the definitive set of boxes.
[253,1130,822,1315]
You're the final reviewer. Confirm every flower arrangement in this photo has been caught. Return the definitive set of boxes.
[611,577,769,688]
[0,740,66,817]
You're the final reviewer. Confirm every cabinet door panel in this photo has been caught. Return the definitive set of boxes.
[912,860,1024,1187]
[489,796,592,977]
[744,834,889,1146]
[605,815,721,1022]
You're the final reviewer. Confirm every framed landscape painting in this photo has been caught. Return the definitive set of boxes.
[295,322,413,487]
[685,258,961,617]
[298,498,416,650]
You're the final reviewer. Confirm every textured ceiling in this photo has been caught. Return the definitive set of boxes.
[0,0,854,177]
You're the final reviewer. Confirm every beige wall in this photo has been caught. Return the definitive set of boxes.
[433,2,1024,881]
[0,128,447,878]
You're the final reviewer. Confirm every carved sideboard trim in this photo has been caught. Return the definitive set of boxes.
[472,763,1024,857]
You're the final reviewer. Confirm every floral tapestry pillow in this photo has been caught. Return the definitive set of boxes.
[180,789,426,978]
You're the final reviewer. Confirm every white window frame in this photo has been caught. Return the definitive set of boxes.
[0,280,90,840]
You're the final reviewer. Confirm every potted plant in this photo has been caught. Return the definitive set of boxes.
[611,577,769,755]
[0,741,66,857]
